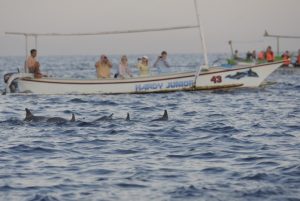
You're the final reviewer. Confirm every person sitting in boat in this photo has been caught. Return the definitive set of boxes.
[233,50,242,61]
[153,51,170,74]
[252,50,257,60]
[26,49,45,78]
[295,49,300,67]
[118,55,133,79]
[246,51,252,61]
[136,56,149,77]
[281,50,291,67]
[95,55,113,79]
[266,46,275,62]
[258,50,265,61]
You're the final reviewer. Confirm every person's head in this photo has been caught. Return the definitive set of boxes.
[121,55,128,64]
[161,51,168,59]
[100,55,108,63]
[30,49,37,57]
[267,46,272,51]
[142,56,148,64]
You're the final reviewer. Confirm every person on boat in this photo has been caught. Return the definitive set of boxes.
[281,50,291,67]
[252,50,257,60]
[26,49,45,78]
[295,49,300,67]
[266,46,275,62]
[258,50,265,61]
[136,56,149,77]
[246,51,252,61]
[118,55,133,79]
[95,55,113,79]
[233,50,241,60]
[153,51,170,74]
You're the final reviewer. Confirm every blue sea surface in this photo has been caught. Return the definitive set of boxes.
[0,55,300,201]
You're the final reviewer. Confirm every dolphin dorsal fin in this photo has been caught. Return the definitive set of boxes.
[25,108,33,118]
[106,113,113,120]
[70,114,75,122]
[162,110,168,120]
[126,113,130,121]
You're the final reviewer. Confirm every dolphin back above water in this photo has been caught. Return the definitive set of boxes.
[93,113,113,122]
[151,110,168,121]
[24,108,75,123]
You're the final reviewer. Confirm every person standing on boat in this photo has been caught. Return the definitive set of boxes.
[136,56,149,77]
[95,55,113,79]
[118,55,133,79]
[26,49,44,78]
[281,50,291,67]
[266,46,275,62]
[295,49,300,67]
[153,51,170,74]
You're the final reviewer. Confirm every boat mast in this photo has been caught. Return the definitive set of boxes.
[193,0,209,86]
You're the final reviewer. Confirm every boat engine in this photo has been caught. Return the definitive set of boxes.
[3,72,18,93]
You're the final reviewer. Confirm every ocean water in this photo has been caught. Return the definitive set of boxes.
[0,55,300,201]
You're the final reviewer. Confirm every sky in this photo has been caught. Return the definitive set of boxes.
[0,0,299,56]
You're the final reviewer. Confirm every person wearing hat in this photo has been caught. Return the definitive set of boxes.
[136,56,149,77]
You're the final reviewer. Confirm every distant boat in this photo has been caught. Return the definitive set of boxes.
[3,0,283,95]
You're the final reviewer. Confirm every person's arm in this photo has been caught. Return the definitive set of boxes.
[108,60,113,68]
[126,66,133,77]
[163,60,170,67]
[95,61,99,68]
[153,57,161,67]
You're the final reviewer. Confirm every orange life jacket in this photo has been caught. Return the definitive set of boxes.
[297,55,300,64]
[258,51,265,60]
[282,54,290,66]
[266,51,274,62]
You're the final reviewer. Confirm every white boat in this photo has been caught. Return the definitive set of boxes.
[3,0,283,95]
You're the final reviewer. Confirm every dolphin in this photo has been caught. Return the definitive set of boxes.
[24,108,48,122]
[93,113,113,122]
[125,113,130,121]
[47,114,75,124]
[151,110,168,121]
[247,69,259,77]
[226,72,247,80]
[24,108,75,123]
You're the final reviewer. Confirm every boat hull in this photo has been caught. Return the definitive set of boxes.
[16,61,282,94]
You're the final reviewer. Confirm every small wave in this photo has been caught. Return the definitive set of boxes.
[201,167,227,174]
[27,194,60,201]
[116,183,147,188]
[167,154,193,159]
[114,149,139,155]
[82,168,114,175]
[169,185,203,199]
[0,118,24,126]
[8,144,57,154]
[69,98,88,103]
[241,173,272,181]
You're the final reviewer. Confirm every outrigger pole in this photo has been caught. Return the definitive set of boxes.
[6,25,199,73]
[264,30,300,56]
[193,0,209,87]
